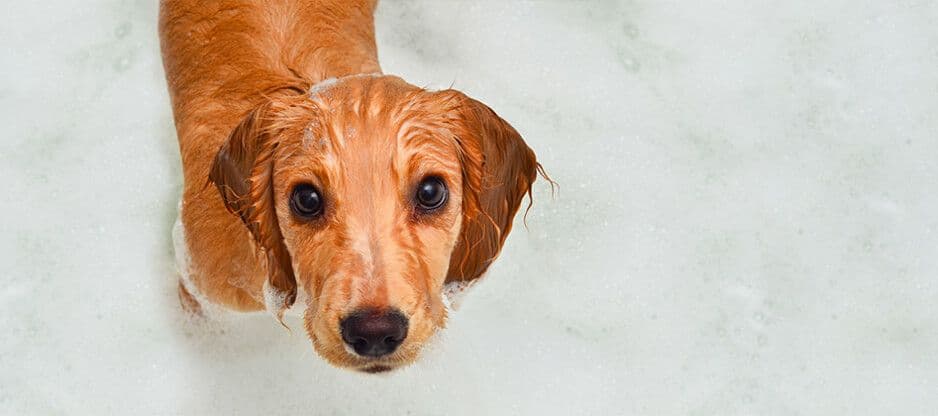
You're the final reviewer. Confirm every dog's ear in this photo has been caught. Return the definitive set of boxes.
[209,101,297,321]
[442,91,543,284]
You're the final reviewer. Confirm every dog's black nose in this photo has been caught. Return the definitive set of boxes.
[340,309,408,357]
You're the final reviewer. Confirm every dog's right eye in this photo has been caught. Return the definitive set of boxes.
[414,176,448,213]
[290,184,324,218]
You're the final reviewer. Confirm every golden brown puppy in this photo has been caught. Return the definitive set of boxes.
[160,0,543,372]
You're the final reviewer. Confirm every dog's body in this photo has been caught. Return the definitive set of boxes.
[160,0,541,371]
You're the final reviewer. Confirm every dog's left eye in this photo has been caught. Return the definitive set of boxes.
[290,184,324,218]
[414,176,448,212]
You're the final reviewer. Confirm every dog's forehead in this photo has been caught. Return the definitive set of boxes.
[298,76,456,155]
[278,76,460,181]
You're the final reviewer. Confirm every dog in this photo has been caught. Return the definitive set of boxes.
[160,0,544,372]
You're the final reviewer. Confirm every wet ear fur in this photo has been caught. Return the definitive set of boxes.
[442,91,546,284]
[209,100,297,321]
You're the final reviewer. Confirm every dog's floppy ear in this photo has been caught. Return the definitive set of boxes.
[442,91,543,284]
[209,101,296,321]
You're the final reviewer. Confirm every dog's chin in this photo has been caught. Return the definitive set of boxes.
[311,342,415,374]
[346,354,414,374]
[359,364,395,374]
[333,356,409,374]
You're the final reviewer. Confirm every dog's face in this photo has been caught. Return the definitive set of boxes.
[210,75,539,372]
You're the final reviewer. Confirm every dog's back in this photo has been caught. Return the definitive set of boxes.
[160,0,380,164]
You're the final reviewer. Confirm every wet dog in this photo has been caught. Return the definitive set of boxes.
[160,0,543,372]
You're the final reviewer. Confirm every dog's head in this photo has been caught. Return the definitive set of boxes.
[209,75,540,372]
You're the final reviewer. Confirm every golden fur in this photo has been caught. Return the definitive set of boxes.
[160,0,543,371]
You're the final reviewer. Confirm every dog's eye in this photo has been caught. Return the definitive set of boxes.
[290,184,324,218]
[415,176,448,212]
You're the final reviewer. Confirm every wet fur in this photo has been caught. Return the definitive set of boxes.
[160,0,542,371]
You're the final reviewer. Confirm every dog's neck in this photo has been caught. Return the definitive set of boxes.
[278,0,383,84]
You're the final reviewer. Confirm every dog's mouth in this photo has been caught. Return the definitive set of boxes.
[360,364,394,373]
[351,355,410,374]
[342,350,405,374]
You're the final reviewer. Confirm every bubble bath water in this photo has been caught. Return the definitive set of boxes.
[2,1,937,414]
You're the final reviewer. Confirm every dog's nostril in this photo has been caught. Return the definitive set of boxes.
[350,337,368,350]
[339,309,409,358]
